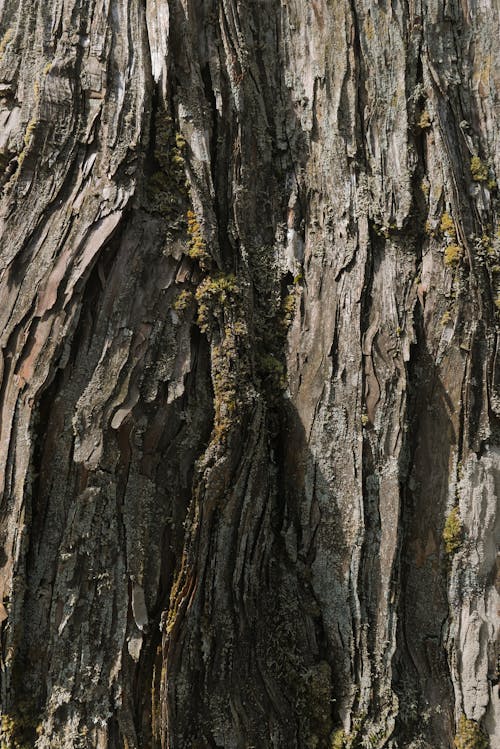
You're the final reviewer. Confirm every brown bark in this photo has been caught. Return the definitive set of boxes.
[0,1,498,748]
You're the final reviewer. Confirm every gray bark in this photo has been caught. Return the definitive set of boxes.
[0,1,498,748]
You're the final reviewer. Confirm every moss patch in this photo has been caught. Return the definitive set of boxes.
[195,274,250,442]
[470,156,488,183]
[146,111,189,219]
[173,289,194,314]
[454,715,489,749]
[187,209,211,270]
[0,701,40,749]
[418,110,431,129]
[443,506,462,555]
[440,212,457,239]
[330,729,347,749]
[444,244,462,267]
[248,245,298,409]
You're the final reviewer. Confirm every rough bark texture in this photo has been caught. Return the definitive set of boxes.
[0,1,498,748]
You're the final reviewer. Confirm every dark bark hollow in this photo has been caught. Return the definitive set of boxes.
[0,1,498,748]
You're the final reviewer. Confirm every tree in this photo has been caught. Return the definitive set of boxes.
[0,1,498,747]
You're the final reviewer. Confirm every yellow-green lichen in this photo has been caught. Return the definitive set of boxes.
[444,244,462,267]
[195,273,241,334]
[440,212,457,239]
[443,506,462,555]
[187,210,211,269]
[330,728,347,749]
[0,703,39,749]
[23,119,37,148]
[425,219,435,237]
[13,118,38,173]
[481,234,492,251]
[418,110,431,129]
[454,715,489,749]
[173,289,194,314]
[280,292,296,331]
[470,156,488,183]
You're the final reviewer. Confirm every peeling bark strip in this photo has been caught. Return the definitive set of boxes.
[0,0,498,747]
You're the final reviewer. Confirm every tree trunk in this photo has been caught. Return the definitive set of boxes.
[0,1,498,747]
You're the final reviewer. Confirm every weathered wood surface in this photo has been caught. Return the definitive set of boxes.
[0,1,498,747]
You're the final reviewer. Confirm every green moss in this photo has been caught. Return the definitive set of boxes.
[470,156,488,182]
[0,702,39,749]
[454,715,488,749]
[443,506,462,555]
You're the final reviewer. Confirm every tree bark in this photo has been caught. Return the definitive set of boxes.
[0,1,498,748]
